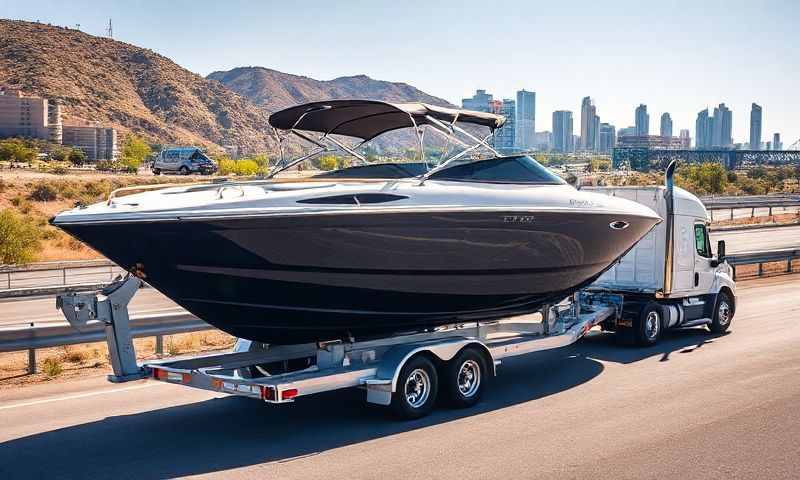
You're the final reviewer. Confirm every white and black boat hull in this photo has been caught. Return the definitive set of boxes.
[58,209,658,344]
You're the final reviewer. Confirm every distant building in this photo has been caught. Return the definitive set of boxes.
[695,109,712,149]
[599,123,616,153]
[750,103,762,151]
[617,126,636,140]
[679,129,691,148]
[617,135,685,150]
[462,89,493,112]
[0,87,116,161]
[635,104,649,136]
[515,90,535,150]
[580,97,599,151]
[660,112,672,138]
[488,100,503,114]
[711,103,733,148]
[773,133,782,151]
[533,131,552,151]
[766,141,772,150]
[552,110,574,153]
[495,99,516,151]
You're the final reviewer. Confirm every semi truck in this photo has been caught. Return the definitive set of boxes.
[57,162,735,419]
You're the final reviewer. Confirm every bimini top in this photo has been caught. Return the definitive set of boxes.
[268,100,506,141]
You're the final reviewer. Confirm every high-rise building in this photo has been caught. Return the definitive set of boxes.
[679,129,691,148]
[660,113,672,138]
[580,97,599,151]
[599,123,616,153]
[533,131,552,151]
[495,99,516,151]
[750,103,762,150]
[515,90,535,150]
[635,104,649,136]
[552,110,574,153]
[618,126,636,139]
[695,109,712,149]
[773,133,782,151]
[711,103,732,148]
[461,89,493,112]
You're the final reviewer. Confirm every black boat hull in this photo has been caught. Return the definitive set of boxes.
[59,210,657,343]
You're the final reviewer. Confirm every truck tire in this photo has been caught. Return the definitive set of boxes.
[709,291,734,334]
[443,347,488,409]
[179,166,190,175]
[635,302,664,346]
[391,355,438,419]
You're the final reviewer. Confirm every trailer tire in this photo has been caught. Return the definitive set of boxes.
[391,355,438,420]
[709,291,734,334]
[443,347,488,409]
[635,302,664,346]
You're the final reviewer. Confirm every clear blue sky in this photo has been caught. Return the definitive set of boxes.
[3,0,798,145]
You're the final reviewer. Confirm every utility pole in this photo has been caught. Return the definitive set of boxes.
[106,18,113,38]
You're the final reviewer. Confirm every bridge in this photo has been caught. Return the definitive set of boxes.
[612,148,800,171]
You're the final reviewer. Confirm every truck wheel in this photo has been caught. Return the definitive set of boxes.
[635,303,664,346]
[179,166,190,175]
[391,355,438,419]
[709,292,734,333]
[443,347,488,409]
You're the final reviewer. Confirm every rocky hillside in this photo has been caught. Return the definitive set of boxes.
[207,67,453,112]
[0,20,273,153]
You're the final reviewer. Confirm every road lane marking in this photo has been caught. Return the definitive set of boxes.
[0,382,166,411]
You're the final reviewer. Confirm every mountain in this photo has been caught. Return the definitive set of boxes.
[207,67,454,112]
[0,19,273,153]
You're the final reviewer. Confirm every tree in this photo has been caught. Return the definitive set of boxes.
[0,209,40,264]
[319,155,338,170]
[68,148,87,166]
[0,139,37,164]
[49,146,70,162]
[121,134,152,170]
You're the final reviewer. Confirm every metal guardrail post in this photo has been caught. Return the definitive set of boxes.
[28,348,36,374]
[757,263,763,277]
[155,334,163,357]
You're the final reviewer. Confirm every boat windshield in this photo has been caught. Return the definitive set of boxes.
[315,156,565,184]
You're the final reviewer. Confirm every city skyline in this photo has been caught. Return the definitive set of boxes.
[2,1,797,144]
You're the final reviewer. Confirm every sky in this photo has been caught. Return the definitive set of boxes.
[2,0,798,146]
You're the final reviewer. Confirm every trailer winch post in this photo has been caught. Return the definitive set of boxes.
[56,275,146,382]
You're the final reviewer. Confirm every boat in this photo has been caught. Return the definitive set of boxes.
[51,100,661,344]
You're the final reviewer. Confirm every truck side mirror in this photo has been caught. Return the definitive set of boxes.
[717,240,726,261]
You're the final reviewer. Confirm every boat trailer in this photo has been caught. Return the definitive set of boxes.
[57,275,621,418]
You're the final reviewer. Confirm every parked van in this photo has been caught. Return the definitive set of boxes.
[152,147,217,175]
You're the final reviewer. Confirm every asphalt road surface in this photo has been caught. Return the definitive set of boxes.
[0,275,798,479]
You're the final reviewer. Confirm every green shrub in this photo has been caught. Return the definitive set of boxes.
[0,209,41,264]
[29,182,58,202]
[68,148,87,166]
[42,357,63,377]
[319,155,337,171]
[235,159,258,176]
[218,158,236,176]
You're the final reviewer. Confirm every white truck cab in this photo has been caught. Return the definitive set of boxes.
[584,164,736,345]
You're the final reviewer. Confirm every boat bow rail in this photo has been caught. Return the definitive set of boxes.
[56,275,619,411]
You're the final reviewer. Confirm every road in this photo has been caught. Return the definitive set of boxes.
[0,225,797,329]
[0,275,798,479]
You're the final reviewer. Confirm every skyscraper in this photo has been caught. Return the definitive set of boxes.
[552,110,574,153]
[461,89,493,112]
[635,104,649,136]
[515,90,535,150]
[711,103,732,148]
[660,113,672,137]
[679,129,691,148]
[495,99,516,151]
[750,103,762,150]
[599,123,616,153]
[580,97,599,152]
[695,109,711,149]
[773,133,782,151]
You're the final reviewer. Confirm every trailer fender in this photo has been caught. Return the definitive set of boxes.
[363,339,494,406]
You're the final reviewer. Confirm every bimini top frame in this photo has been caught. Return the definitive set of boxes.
[267,100,505,179]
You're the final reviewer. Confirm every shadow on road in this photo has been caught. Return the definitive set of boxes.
[0,328,724,479]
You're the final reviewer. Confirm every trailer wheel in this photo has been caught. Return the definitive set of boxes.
[391,355,438,419]
[443,347,488,409]
[709,291,734,334]
[635,303,664,346]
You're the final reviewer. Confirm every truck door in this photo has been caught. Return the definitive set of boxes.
[693,223,715,293]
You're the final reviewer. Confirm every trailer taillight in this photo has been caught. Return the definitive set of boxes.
[281,388,298,400]
[152,368,189,383]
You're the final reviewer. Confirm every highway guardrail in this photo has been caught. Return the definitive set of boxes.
[0,259,122,292]
[726,249,800,280]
